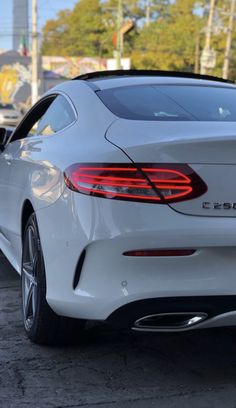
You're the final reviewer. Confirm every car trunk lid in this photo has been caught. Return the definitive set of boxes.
[106,119,236,216]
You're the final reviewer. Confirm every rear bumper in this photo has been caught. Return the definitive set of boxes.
[36,190,236,326]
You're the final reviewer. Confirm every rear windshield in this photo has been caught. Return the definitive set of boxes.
[97,85,236,121]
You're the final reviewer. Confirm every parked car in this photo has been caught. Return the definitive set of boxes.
[0,103,22,126]
[0,70,236,345]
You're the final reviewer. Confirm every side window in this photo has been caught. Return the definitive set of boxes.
[9,96,56,142]
[35,95,76,136]
[9,94,76,143]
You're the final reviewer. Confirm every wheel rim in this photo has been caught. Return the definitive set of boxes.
[22,224,39,331]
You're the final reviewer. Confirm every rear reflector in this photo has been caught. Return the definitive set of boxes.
[123,249,196,257]
[64,163,207,204]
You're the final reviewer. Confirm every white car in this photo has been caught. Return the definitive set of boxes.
[0,70,236,345]
[0,103,22,126]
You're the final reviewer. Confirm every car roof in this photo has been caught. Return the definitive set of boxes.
[73,70,236,91]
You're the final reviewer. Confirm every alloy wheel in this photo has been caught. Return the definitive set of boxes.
[22,224,39,331]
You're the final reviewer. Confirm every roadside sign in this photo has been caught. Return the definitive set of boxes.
[200,49,216,69]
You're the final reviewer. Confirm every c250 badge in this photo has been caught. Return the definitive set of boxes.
[202,202,236,210]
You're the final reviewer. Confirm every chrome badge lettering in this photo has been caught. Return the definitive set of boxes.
[202,202,236,210]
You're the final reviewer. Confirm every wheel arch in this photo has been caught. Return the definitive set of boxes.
[21,200,35,242]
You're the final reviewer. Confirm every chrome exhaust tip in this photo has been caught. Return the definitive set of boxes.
[132,312,208,332]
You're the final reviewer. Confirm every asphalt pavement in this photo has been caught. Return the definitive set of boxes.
[0,252,236,407]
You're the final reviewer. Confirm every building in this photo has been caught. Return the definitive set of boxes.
[0,53,130,109]
[13,0,29,53]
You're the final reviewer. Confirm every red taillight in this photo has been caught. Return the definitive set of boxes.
[64,163,207,204]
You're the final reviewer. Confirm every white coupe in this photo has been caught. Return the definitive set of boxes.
[0,70,236,344]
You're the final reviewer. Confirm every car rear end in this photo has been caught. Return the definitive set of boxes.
[44,77,236,332]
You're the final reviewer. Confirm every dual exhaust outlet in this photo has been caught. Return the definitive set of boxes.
[133,312,208,332]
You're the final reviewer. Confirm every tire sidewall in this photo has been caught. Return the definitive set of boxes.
[21,213,47,338]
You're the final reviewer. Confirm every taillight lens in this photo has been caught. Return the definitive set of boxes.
[64,163,207,204]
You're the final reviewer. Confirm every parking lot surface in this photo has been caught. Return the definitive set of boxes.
[0,252,236,407]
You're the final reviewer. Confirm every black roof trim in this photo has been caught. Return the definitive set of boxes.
[73,69,234,84]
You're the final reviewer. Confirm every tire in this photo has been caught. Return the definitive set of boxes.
[21,213,85,345]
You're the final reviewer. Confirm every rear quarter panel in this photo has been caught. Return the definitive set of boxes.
[1,82,129,271]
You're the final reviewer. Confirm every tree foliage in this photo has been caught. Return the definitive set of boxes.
[41,0,236,80]
[41,0,113,57]
[132,0,202,71]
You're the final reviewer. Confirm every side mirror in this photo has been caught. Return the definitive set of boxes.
[0,127,7,151]
[0,127,13,151]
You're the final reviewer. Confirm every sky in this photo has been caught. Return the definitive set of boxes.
[0,0,78,50]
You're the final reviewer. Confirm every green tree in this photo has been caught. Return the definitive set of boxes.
[132,0,203,70]
[41,0,149,58]
[42,0,114,57]
[41,9,71,56]
[205,1,236,81]
[42,0,236,80]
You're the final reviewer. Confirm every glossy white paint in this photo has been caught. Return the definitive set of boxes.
[106,119,236,164]
[36,191,236,322]
[106,120,236,217]
[0,75,236,331]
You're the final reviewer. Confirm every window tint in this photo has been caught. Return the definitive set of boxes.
[97,85,236,122]
[35,95,76,136]
[160,85,236,121]
[9,96,56,142]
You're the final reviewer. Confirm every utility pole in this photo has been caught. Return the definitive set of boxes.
[116,0,123,69]
[222,0,236,79]
[31,0,39,105]
[201,0,216,75]
[146,1,151,26]
[194,35,200,74]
